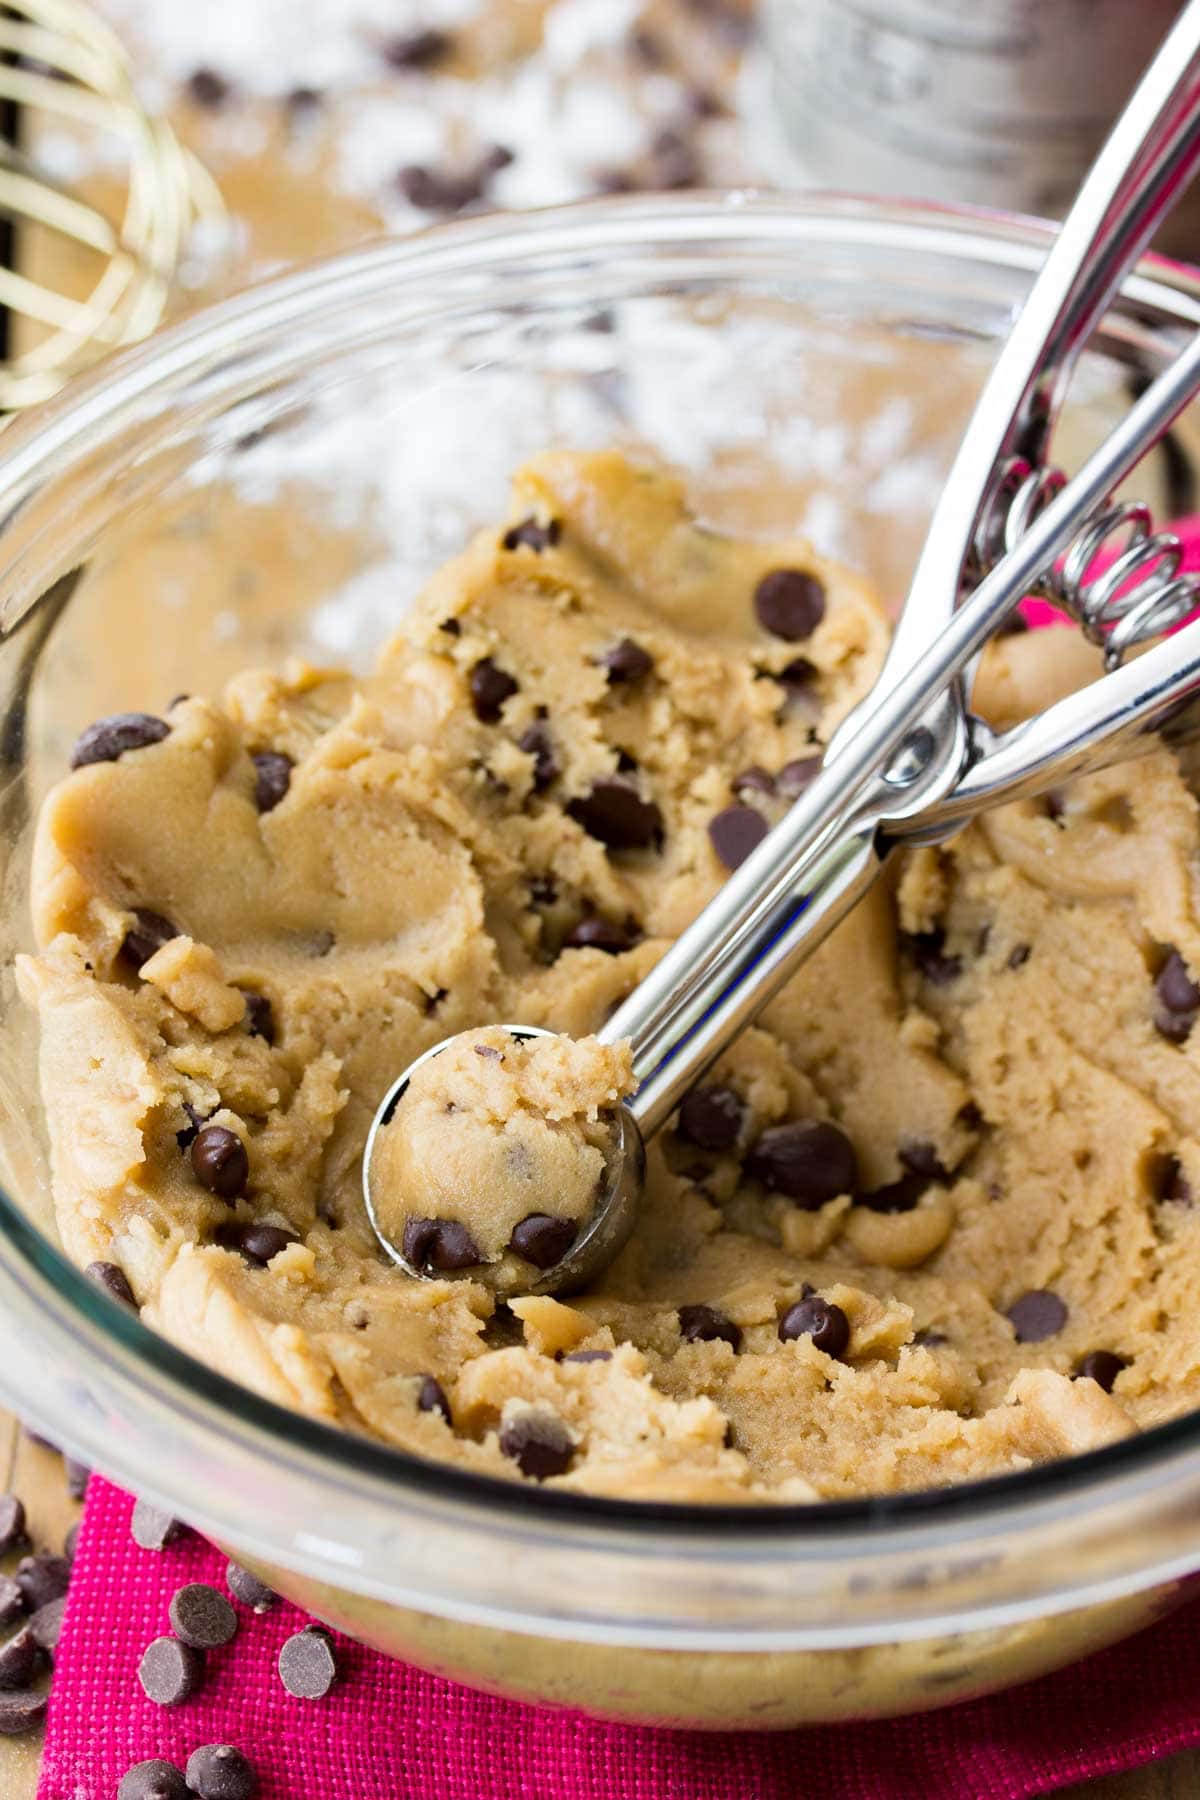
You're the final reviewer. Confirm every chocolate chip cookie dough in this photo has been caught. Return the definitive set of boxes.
[18,447,1200,1502]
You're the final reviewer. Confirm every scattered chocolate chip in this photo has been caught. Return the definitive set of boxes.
[1006,1289,1068,1342]
[564,915,636,954]
[778,1296,850,1357]
[84,1260,135,1308]
[29,1594,66,1652]
[119,1761,191,1800]
[469,658,519,724]
[0,1577,24,1628]
[0,1687,47,1735]
[1155,949,1200,1041]
[223,1562,277,1615]
[678,1303,741,1350]
[416,1374,452,1424]
[70,712,170,770]
[169,1583,238,1649]
[0,1627,38,1689]
[191,1126,249,1200]
[517,717,559,790]
[396,162,482,213]
[121,908,179,969]
[277,1624,339,1701]
[380,27,452,68]
[130,1500,184,1552]
[240,990,275,1043]
[63,1522,79,1564]
[499,1411,574,1480]
[14,1553,69,1611]
[599,638,653,684]
[899,1141,950,1181]
[185,1744,258,1800]
[746,1120,858,1208]
[567,777,663,851]
[64,1457,89,1499]
[402,1217,482,1272]
[677,1085,743,1152]
[1074,1349,1127,1392]
[754,569,826,641]
[138,1635,204,1707]
[708,803,768,871]
[776,755,823,799]
[502,516,561,553]
[215,1222,299,1267]
[252,751,293,814]
[901,928,963,986]
[510,1213,577,1269]
[562,1348,612,1364]
[1007,944,1031,970]
[731,764,775,798]
[0,1495,27,1555]
[184,68,229,107]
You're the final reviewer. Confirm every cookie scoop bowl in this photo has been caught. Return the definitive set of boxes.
[3,195,1200,1728]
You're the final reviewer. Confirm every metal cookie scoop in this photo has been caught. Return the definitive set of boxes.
[365,0,1200,1297]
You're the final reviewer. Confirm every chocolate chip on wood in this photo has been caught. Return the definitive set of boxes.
[0,1494,27,1556]
[0,1687,47,1734]
[0,1627,39,1689]
[14,1553,70,1610]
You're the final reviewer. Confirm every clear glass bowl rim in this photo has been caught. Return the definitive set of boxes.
[3,188,1200,1594]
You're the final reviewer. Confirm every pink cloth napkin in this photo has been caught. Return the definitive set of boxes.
[38,515,1200,1799]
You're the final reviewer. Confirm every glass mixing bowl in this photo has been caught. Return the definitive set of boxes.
[3,194,1200,1730]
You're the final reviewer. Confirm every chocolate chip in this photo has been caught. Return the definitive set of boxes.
[731,765,775,797]
[567,777,663,850]
[138,1635,204,1706]
[215,1222,298,1267]
[778,1296,850,1357]
[1154,1154,1192,1204]
[284,86,322,114]
[746,1120,858,1208]
[564,915,636,954]
[502,516,561,553]
[224,1561,277,1614]
[30,1594,66,1652]
[510,1214,577,1269]
[562,1348,612,1364]
[184,68,229,107]
[175,1102,207,1150]
[708,804,768,871]
[776,756,823,799]
[899,1141,950,1180]
[241,991,275,1043]
[191,1126,249,1200]
[1155,949,1200,1041]
[15,1553,69,1611]
[169,1583,238,1649]
[599,638,653,684]
[677,1303,741,1350]
[402,1217,482,1272]
[754,569,826,641]
[469,658,519,724]
[1006,1289,1068,1342]
[0,1687,47,1734]
[913,1327,949,1348]
[278,1625,338,1698]
[901,929,963,986]
[396,163,482,214]
[0,1495,27,1555]
[1006,944,1031,970]
[130,1500,184,1552]
[417,1374,452,1424]
[0,1577,24,1628]
[499,1411,574,1480]
[381,27,452,68]
[629,25,666,64]
[995,612,1030,637]
[84,1260,135,1308]
[70,712,170,770]
[440,616,461,636]
[119,1761,191,1800]
[65,1457,89,1499]
[649,127,702,189]
[775,657,818,698]
[1074,1349,1127,1392]
[0,1627,38,1688]
[63,1522,79,1563]
[860,1171,927,1213]
[517,718,559,790]
[687,85,724,117]
[252,751,293,814]
[677,1085,743,1151]
[185,1744,258,1800]
[121,908,179,969]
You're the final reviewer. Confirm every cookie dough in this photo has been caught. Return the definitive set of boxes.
[18,448,1200,1503]
[367,1026,633,1277]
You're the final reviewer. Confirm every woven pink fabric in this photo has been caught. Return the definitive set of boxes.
[37,517,1200,1798]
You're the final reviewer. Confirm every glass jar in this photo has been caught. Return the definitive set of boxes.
[2,194,1200,1729]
